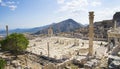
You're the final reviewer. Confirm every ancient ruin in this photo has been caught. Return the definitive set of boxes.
[107,12,120,69]
[89,11,94,56]
[6,25,8,36]
[48,27,53,37]
[0,12,120,69]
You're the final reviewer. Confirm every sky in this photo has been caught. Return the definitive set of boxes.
[0,0,120,30]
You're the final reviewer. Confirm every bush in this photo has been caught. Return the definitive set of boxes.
[0,33,29,54]
[0,58,6,69]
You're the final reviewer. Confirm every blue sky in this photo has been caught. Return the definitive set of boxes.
[0,0,120,30]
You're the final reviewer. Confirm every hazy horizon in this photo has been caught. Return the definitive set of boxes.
[0,0,120,29]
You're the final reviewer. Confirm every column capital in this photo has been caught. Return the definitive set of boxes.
[89,11,94,18]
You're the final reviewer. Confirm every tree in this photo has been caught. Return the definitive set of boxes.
[0,33,29,54]
[0,58,6,69]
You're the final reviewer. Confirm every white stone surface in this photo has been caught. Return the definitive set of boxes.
[27,36,107,59]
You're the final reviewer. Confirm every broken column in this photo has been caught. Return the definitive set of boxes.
[74,38,77,46]
[74,38,79,46]
[6,25,8,36]
[89,11,94,56]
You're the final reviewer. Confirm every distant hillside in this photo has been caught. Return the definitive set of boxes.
[0,25,50,36]
[0,19,84,35]
[34,19,84,34]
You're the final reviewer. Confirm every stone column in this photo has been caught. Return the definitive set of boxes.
[48,27,53,37]
[114,20,117,46]
[6,25,8,36]
[107,37,110,50]
[114,37,118,46]
[47,42,50,57]
[89,11,94,56]
[114,20,117,30]
[58,24,61,34]
[74,38,77,46]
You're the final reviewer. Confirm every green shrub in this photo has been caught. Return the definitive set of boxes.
[0,58,6,69]
[0,33,29,54]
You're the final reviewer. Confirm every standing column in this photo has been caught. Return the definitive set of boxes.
[114,20,117,30]
[48,27,53,37]
[6,25,8,36]
[114,20,117,46]
[47,42,50,57]
[89,11,94,56]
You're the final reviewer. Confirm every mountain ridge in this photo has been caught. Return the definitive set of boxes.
[0,19,84,35]
[34,19,84,34]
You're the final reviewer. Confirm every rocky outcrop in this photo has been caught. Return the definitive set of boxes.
[113,12,120,27]
[94,20,114,39]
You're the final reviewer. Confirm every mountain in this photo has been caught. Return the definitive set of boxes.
[0,19,84,35]
[34,19,84,34]
[0,25,50,36]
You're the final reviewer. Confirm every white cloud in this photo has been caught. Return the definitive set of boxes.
[57,0,102,12]
[8,5,17,11]
[0,0,2,3]
[95,7,120,22]
[58,0,88,12]
[91,1,101,6]
[56,0,89,24]
[0,0,18,11]
[7,1,15,4]
[56,0,120,24]
[57,0,65,4]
